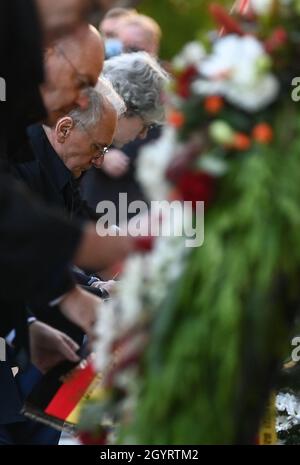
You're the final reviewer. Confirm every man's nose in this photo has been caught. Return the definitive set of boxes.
[139,128,149,140]
[92,156,104,168]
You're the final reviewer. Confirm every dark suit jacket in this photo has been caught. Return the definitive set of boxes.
[15,124,98,223]
[0,363,24,425]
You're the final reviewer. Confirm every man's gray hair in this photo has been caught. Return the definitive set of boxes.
[95,77,126,118]
[103,51,169,125]
[68,87,109,128]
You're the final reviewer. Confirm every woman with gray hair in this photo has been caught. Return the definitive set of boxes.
[80,51,169,229]
[102,51,169,147]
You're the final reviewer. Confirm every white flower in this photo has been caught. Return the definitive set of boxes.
[251,0,293,15]
[94,299,117,372]
[250,0,275,15]
[226,74,279,111]
[173,41,206,70]
[144,203,192,308]
[200,35,265,83]
[276,392,300,432]
[276,392,300,417]
[117,254,145,329]
[137,126,177,201]
[193,35,279,112]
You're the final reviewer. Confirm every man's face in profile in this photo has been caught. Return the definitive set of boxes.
[41,25,104,126]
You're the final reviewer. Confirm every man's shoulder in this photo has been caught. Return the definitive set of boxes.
[27,123,46,148]
[13,155,44,195]
[13,157,41,182]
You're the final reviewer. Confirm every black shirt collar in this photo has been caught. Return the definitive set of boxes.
[27,124,72,192]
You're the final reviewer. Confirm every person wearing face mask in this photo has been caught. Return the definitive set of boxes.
[99,7,137,59]
[100,8,162,59]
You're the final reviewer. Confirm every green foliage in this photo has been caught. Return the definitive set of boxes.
[138,0,232,59]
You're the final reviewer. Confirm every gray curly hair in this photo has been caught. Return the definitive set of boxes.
[95,77,126,118]
[103,51,169,125]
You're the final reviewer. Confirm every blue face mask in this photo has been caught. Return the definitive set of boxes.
[105,39,124,59]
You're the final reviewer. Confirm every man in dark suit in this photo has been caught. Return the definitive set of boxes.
[7,87,118,444]
[15,87,118,314]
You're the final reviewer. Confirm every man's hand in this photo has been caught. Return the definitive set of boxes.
[74,224,133,271]
[91,279,116,295]
[59,286,101,336]
[29,321,80,373]
[101,149,130,178]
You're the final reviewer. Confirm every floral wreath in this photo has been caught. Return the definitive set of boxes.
[79,0,300,445]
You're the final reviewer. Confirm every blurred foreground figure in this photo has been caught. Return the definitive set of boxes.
[36,0,91,42]
[0,0,132,435]
[41,24,104,125]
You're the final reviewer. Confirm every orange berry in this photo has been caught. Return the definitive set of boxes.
[253,123,273,144]
[204,96,224,114]
[168,111,185,128]
[233,133,251,151]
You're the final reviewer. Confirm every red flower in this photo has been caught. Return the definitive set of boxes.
[177,170,215,209]
[237,0,250,15]
[134,235,154,253]
[176,66,198,99]
[209,3,244,36]
[265,27,288,54]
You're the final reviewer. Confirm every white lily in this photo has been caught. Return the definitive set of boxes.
[137,126,177,201]
[193,34,279,111]
[250,0,275,15]
[173,41,206,70]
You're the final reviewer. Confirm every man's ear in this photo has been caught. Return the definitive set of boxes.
[56,117,74,143]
